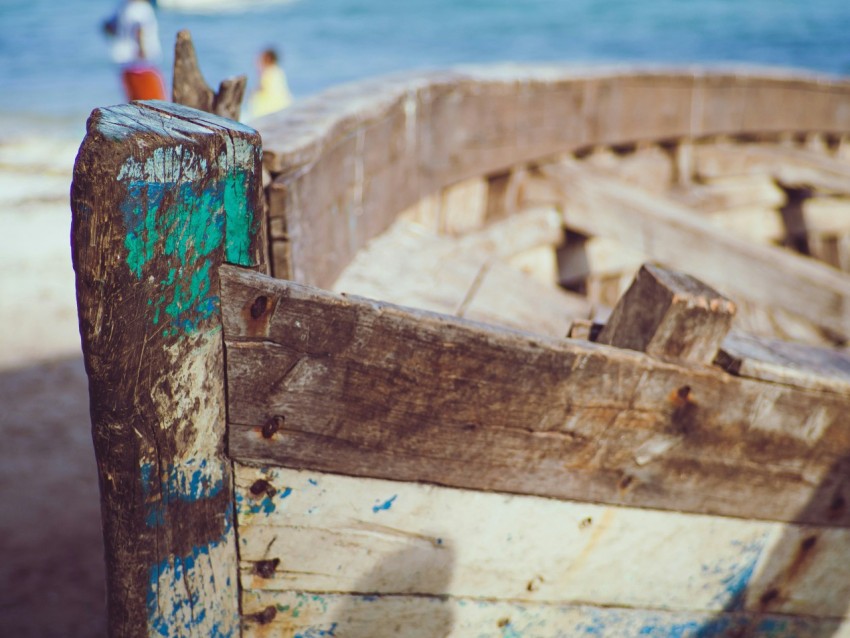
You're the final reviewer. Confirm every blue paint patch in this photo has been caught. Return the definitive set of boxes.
[706,536,768,611]
[146,527,237,637]
[238,485,293,516]
[140,459,226,528]
[294,622,338,638]
[372,495,397,513]
[308,479,319,486]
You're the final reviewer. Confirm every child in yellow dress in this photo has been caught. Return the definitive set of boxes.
[249,48,293,119]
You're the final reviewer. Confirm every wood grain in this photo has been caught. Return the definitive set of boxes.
[597,263,736,365]
[537,159,850,339]
[172,29,246,121]
[221,265,850,526]
[235,466,850,623]
[241,589,850,638]
[71,102,264,637]
[257,68,850,286]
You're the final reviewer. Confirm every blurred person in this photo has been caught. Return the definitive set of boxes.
[249,47,293,119]
[103,0,166,101]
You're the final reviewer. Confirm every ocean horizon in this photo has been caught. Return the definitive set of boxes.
[2,0,850,135]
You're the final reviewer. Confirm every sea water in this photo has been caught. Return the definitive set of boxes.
[1,0,850,133]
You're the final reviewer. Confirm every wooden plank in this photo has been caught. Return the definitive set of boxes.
[693,143,850,195]
[557,235,646,283]
[458,260,589,338]
[581,143,675,194]
[438,177,488,235]
[718,331,850,395]
[221,266,850,525]
[332,210,581,338]
[799,197,850,236]
[241,590,850,638]
[597,263,736,365]
[506,244,560,285]
[703,206,786,245]
[731,297,837,348]
[536,159,850,339]
[235,466,850,623]
[70,102,265,637]
[667,174,786,213]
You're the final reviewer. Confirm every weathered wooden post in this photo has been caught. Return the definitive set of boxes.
[173,30,247,121]
[71,101,265,636]
[597,262,737,364]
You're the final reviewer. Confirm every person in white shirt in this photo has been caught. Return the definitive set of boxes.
[103,0,166,100]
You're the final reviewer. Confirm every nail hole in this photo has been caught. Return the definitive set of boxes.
[250,296,269,319]
[800,535,817,551]
[250,479,276,498]
[262,415,285,439]
[760,588,780,606]
[253,558,281,579]
[618,475,634,490]
[248,605,277,625]
[677,385,691,400]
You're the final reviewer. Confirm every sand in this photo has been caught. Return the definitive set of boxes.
[0,125,107,637]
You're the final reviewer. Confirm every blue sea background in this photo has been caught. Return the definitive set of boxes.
[2,0,850,136]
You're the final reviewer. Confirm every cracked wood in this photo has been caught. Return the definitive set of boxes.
[221,265,850,526]
[71,101,264,637]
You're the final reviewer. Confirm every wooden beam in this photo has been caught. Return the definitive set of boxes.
[597,263,736,365]
[693,142,850,195]
[332,211,584,338]
[221,266,850,526]
[71,102,265,637]
[536,159,850,339]
[235,465,850,624]
[717,331,850,395]
[242,589,850,638]
[172,29,247,121]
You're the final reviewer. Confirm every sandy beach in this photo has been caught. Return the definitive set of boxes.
[0,120,107,637]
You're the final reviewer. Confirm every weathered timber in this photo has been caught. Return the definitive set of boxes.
[667,174,786,213]
[703,206,787,245]
[71,102,265,637]
[257,68,850,287]
[694,142,850,195]
[221,266,850,526]
[236,466,850,623]
[718,331,850,395]
[456,260,588,337]
[597,263,736,365]
[332,211,586,338]
[580,143,675,194]
[242,590,850,638]
[557,235,646,283]
[172,29,246,121]
[536,159,850,339]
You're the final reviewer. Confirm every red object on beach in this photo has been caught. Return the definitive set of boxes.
[121,65,167,101]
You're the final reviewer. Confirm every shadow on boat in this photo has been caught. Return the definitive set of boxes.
[694,454,850,637]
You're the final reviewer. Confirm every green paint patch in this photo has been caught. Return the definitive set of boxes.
[119,157,256,337]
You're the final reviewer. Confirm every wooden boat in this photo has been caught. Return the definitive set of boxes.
[71,66,850,637]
